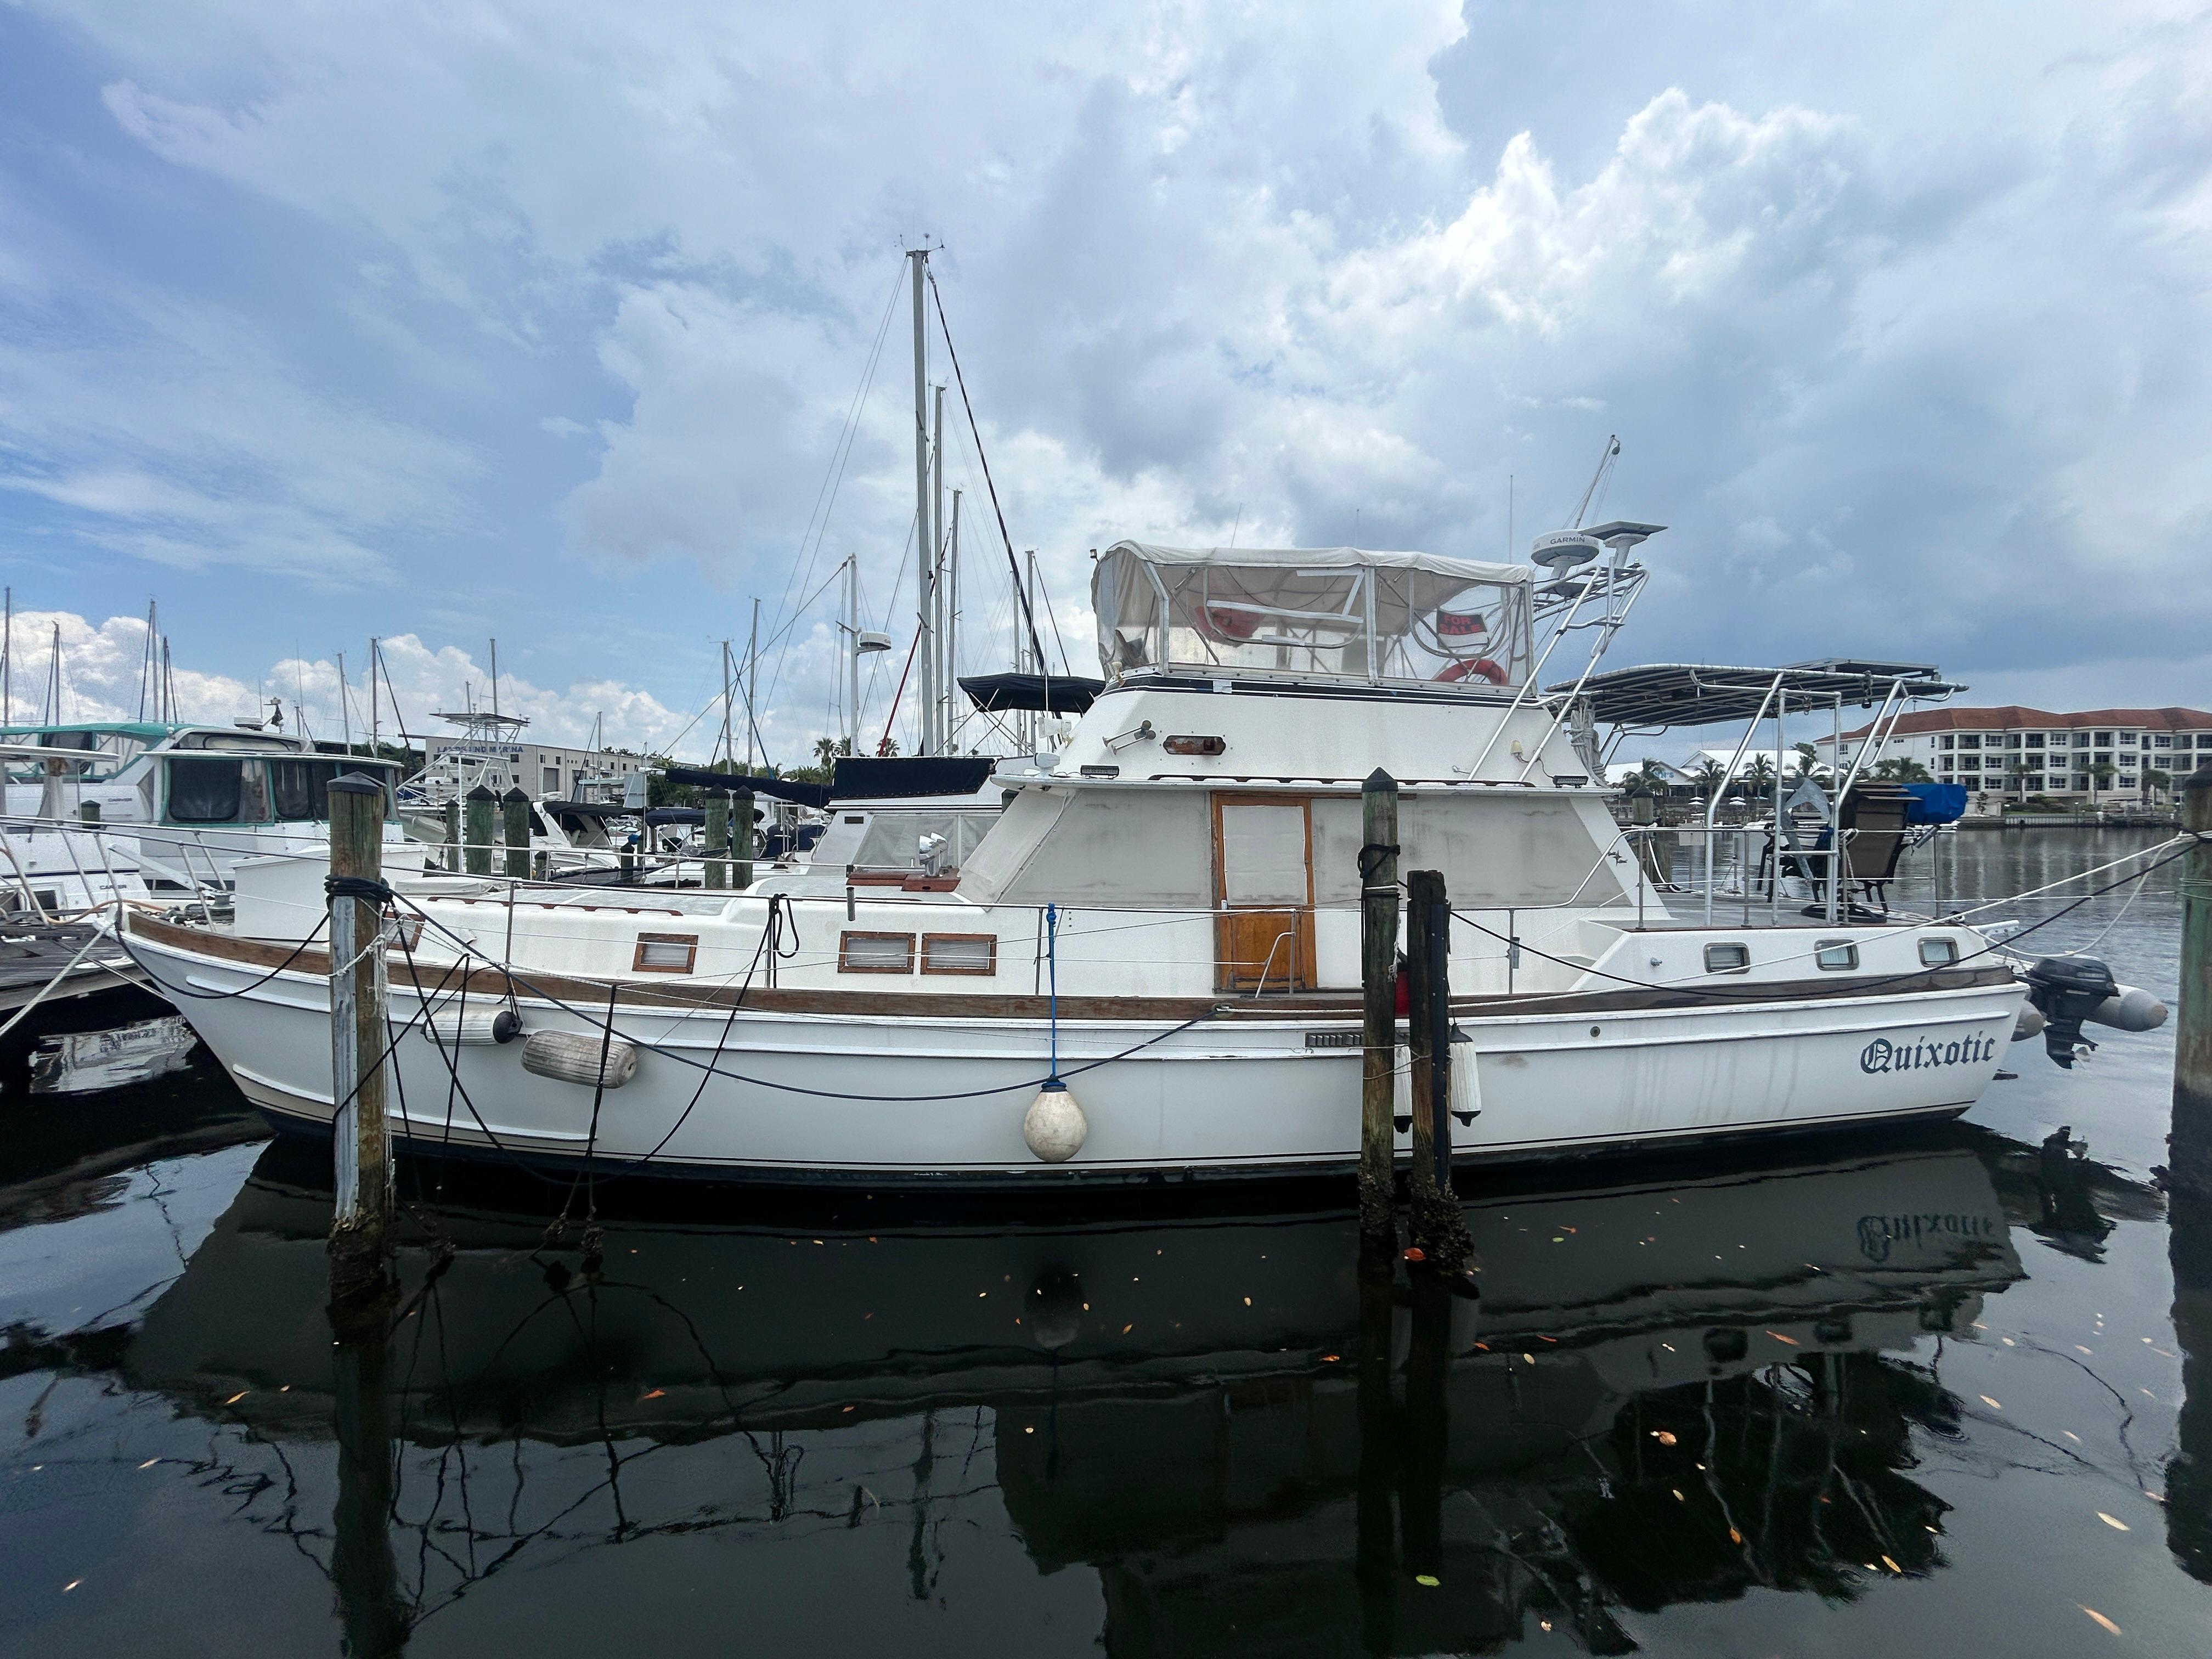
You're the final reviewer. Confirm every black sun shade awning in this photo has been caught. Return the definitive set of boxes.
[958,672,1105,714]
[1558,661,1961,729]
[658,766,833,808]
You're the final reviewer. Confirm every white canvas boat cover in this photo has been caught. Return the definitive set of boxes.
[1092,541,1534,687]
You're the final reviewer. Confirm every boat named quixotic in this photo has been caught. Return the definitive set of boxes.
[125,534,2037,1182]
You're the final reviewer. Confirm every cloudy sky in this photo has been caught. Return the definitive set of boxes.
[2,1,2207,762]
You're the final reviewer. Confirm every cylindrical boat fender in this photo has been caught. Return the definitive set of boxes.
[2012,1004,2047,1043]
[521,1028,639,1089]
[424,1007,521,1047]
[2086,985,2168,1033]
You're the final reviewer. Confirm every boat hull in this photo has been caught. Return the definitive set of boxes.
[126,917,2025,1184]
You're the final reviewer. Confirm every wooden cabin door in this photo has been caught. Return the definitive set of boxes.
[1212,794,1316,993]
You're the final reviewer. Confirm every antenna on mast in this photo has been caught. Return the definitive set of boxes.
[1570,435,1622,529]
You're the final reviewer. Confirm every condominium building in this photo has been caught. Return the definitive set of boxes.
[1813,706,2212,804]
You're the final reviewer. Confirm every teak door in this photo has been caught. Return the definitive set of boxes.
[1211,794,1316,993]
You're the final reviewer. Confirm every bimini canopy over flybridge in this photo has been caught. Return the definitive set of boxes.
[1092,542,1534,690]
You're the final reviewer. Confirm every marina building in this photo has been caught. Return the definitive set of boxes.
[1814,706,2212,804]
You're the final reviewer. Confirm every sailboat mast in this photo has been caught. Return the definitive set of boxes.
[488,639,499,719]
[845,555,860,754]
[719,640,733,769]
[930,381,947,754]
[946,487,961,752]
[746,597,759,772]
[2,586,10,725]
[909,247,934,756]
[368,637,379,754]
[338,651,351,752]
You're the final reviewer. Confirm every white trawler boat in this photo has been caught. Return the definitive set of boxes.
[124,534,2030,1183]
[1,719,407,899]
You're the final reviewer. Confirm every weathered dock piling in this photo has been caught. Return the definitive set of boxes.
[501,787,531,880]
[464,785,495,878]
[442,799,460,873]
[703,789,730,891]
[2175,763,2212,1199]
[732,786,756,889]
[1407,868,1474,1269]
[1359,770,1401,1237]
[2167,763,2212,1578]
[326,775,393,1310]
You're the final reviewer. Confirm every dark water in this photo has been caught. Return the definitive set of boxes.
[3,828,2208,1656]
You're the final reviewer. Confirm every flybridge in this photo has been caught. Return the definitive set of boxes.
[1092,542,1536,690]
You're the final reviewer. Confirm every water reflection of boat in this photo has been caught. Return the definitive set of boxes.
[100,1136,2023,1649]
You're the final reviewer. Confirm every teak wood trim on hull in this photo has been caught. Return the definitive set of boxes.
[127,911,2019,1023]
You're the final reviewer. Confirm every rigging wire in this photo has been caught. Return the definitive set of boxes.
[927,270,1048,674]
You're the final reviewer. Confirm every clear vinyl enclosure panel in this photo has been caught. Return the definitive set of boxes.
[1092,542,1534,689]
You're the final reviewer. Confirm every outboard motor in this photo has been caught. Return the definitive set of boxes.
[2024,956,2119,1069]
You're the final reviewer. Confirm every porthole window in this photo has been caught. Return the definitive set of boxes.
[1703,942,1751,974]
[1918,936,1959,967]
[1815,940,1859,972]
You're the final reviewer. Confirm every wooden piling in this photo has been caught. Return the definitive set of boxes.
[703,791,730,891]
[1404,868,1441,1205]
[1358,769,1401,1238]
[1407,868,1474,1269]
[731,788,756,889]
[326,775,393,1309]
[463,785,495,878]
[2173,763,2212,1199]
[500,787,531,881]
[442,799,460,873]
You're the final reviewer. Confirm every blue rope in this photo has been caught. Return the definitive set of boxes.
[1044,901,1063,1089]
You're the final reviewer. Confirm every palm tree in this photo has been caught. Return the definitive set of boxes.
[1743,754,1777,800]
[2145,766,2171,804]
[1692,757,1729,805]
[1870,757,1933,784]
[2087,757,2117,803]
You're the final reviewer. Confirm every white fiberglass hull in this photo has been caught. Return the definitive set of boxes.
[128,921,2024,1183]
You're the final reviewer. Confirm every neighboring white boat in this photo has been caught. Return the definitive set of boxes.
[125,537,2029,1184]
[0,721,407,898]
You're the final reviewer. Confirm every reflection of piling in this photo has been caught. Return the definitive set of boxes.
[463,786,495,878]
[1353,1231,1397,1657]
[703,791,730,891]
[2175,765,2212,1197]
[327,777,394,1308]
[500,788,530,881]
[1398,1267,1451,1590]
[1358,771,1401,1238]
[330,1315,409,1656]
[2170,1195,2212,1583]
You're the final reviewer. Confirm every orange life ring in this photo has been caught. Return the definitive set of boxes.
[1435,657,1506,685]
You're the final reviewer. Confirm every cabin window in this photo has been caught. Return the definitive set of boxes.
[631,933,698,973]
[1815,940,1860,971]
[1918,936,1959,967]
[1703,942,1750,974]
[921,933,996,975]
[839,931,915,973]
[269,758,347,821]
[167,757,253,823]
